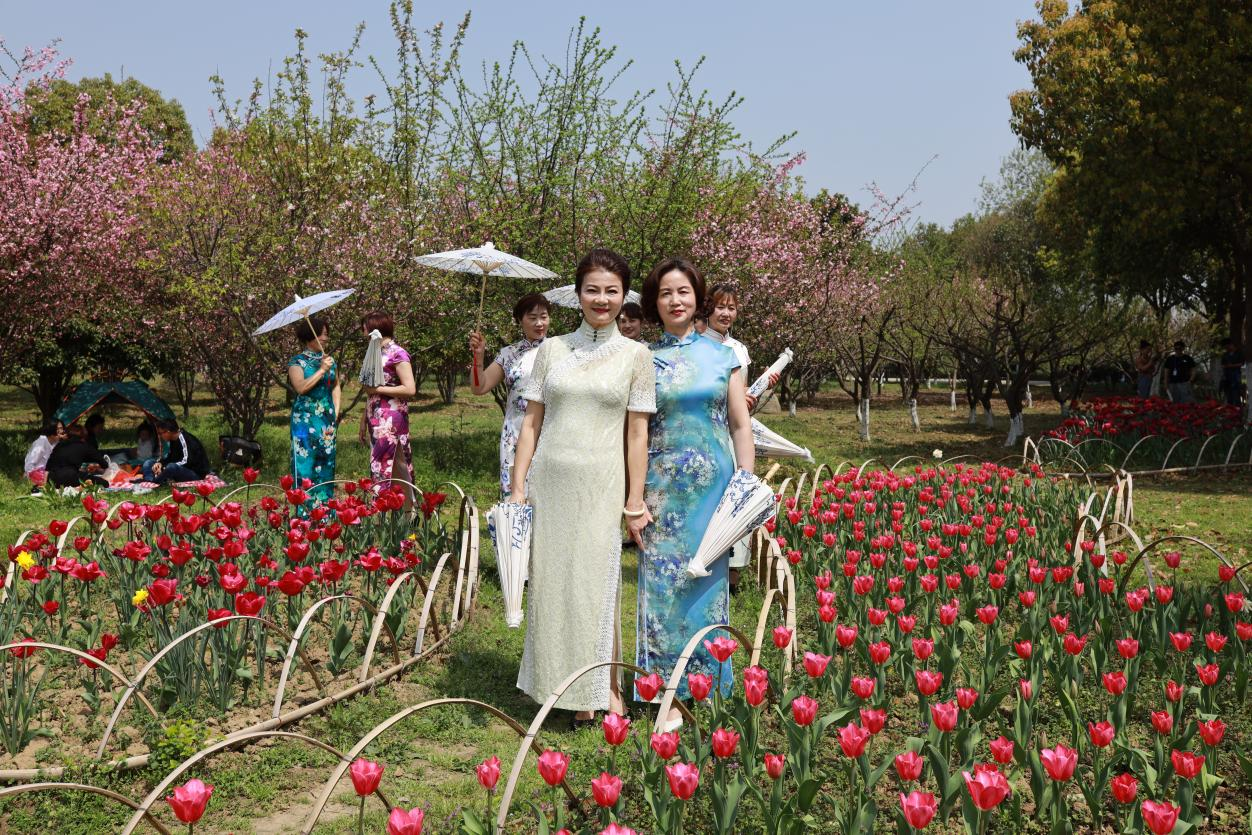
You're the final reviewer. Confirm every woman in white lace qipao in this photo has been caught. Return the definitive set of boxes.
[510,249,656,725]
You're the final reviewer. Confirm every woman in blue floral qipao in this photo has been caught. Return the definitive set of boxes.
[288,316,341,507]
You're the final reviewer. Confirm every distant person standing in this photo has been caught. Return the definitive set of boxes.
[1133,340,1156,397]
[1163,340,1197,403]
[1220,337,1245,406]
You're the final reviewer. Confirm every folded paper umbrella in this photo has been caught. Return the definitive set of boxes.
[360,329,385,388]
[752,418,814,462]
[686,469,778,578]
[543,284,641,309]
[747,347,794,399]
[487,501,534,627]
[252,288,356,353]
[413,242,558,386]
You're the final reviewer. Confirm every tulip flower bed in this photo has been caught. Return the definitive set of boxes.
[0,472,461,765]
[1,460,1250,835]
[1039,396,1248,473]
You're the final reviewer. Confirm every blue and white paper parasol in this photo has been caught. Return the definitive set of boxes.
[487,501,534,628]
[686,469,778,578]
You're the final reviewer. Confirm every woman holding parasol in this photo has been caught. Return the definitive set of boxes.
[630,259,755,731]
[510,249,655,726]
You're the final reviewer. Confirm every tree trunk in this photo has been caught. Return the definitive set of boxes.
[436,369,456,405]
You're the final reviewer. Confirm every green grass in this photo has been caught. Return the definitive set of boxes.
[0,380,1248,833]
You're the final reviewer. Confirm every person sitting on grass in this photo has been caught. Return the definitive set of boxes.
[46,423,109,488]
[143,419,211,484]
[24,420,67,490]
[132,421,160,464]
[84,413,106,449]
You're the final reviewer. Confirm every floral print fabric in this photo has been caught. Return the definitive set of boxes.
[366,341,412,485]
[288,351,337,505]
[493,337,543,498]
[636,331,740,699]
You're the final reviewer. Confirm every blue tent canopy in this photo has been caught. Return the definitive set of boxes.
[54,381,176,426]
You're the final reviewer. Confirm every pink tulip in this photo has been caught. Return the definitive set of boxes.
[349,758,384,796]
[386,806,425,835]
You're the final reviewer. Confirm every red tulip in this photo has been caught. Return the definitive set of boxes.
[1150,710,1173,735]
[166,778,213,824]
[1062,632,1087,655]
[234,591,265,616]
[1195,663,1220,686]
[989,736,1015,764]
[1197,718,1226,746]
[764,753,786,780]
[911,637,935,660]
[1169,631,1192,652]
[868,640,891,664]
[1238,621,1252,641]
[899,790,938,830]
[686,672,712,701]
[1115,637,1139,659]
[1164,679,1183,703]
[537,750,570,786]
[711,727,740,758]
[602,712,630,746]
[835,624,858,648]
[1141,800,1180,835]
[1013,640,1033,659]
[915,670,943,696]
[850,676,876,700]
[1087,721,1115,748]
[859,707,886,734]
[791,695,818,726]
[350,758,384,796]
[930,701,958,733]
[591,772,622,807]
[1019,679,1033,701]
[1170,749,1205,780]
[665,762,700,800]
[650,731,679,760]
[956,687,978,710]
[386,806,425,835]
[743,665,769,706]
[975,605,998,625]
[476,755,501,791]
[895,750,924,781]
[1102,671,1127,696]
[803,651,831,678]
[963,764,1011,810]
[772,626,793,648]
[634,672,663,701]
[838,722,871,758]
[1109,772,1137,804]
[1205,631,1227,653]
[703,636,738,662]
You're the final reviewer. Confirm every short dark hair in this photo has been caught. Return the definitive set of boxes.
[618,301,643,321]
[295,316,327,344]
[641,258,706,325]
[574,249,631,294]
[513,292,552,322]
[1173,340,1186,349]
[1138,339,1150,349]
[136,421,154,436]
[361,311,395,339]
[85,414,105,430]
[41,421,62,437]
[155,418,180,433]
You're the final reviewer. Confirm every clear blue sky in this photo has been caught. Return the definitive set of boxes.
[3,0,1039,226]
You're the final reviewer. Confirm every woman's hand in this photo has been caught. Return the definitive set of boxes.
[508,489,526,505]
[358,421,369,446]
[745,393,759,411]
[361,384,378,396]
[469,331,486,356]
[626,503,653,547]
[319,355,335,373]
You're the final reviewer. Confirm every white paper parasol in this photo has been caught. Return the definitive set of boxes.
[747,348,793,399]
[543,284,640,310]
[686,469,778,578]
[414,242,557,385]
[252,288,356,353]
[752,418,814,462]
[486,501,534,628]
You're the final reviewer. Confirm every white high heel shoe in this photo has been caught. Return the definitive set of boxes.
[659,711,684,733]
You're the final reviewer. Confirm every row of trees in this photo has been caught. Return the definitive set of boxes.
[2,0,1248,443]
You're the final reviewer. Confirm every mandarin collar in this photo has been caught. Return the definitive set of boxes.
[656,328,701,348]
[576,319,619,344]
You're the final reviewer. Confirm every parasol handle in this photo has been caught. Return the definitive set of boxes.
[470,265,497,389]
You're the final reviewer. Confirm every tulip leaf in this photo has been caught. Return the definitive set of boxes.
[971,684,1013,722]
[796,778,821,812]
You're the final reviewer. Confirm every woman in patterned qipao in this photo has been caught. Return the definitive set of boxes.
[510,249,656,726]
[287,316,341,508]
[629,259,755,731]
[357,311,416,503]
[468,293,552,498]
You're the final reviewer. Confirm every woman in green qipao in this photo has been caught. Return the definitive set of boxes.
[288,316,341,506]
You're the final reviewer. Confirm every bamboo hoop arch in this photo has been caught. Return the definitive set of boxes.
[494,660,698,830]
[0,782,173,835]
[120,731,383,835]
[412,551,454,655]
[357,570,426,683]
[53,514,90,552]
[1117,535,1249,597]
[652,623,757,737]
[271,594,395,719]
[0,530,31,604]
[301,698,558,835]
[97,615,321,759]
[0,641,157,719]
[212,482,286,506]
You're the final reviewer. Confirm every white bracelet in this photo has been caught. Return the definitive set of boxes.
[623,505,647,518]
